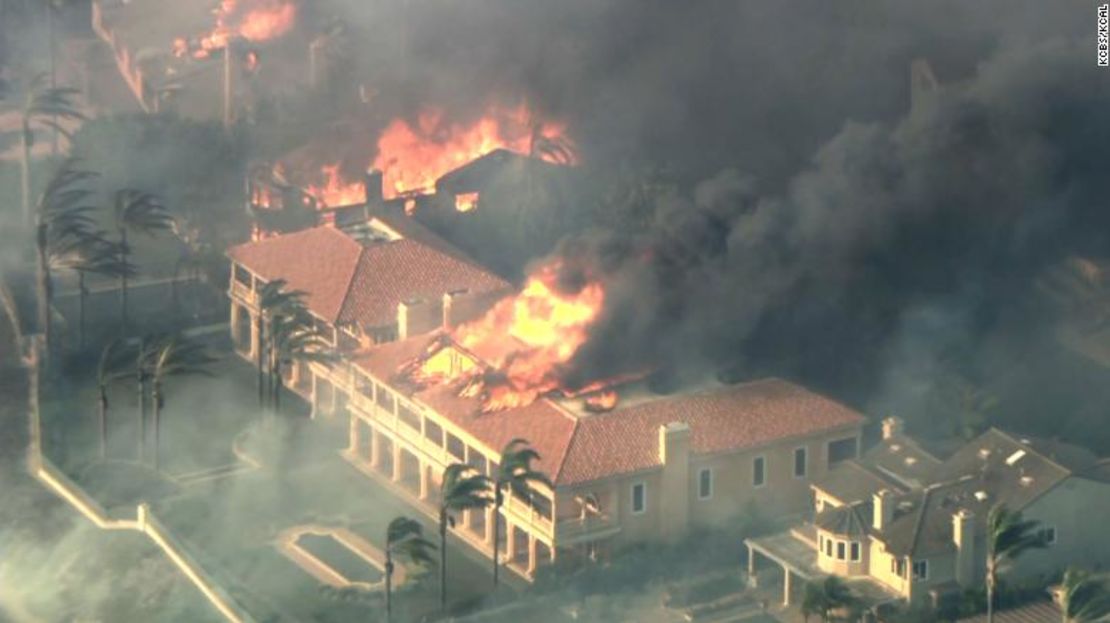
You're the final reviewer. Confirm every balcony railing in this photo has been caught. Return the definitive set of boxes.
[229,279,254,304]
[554,512,620,545]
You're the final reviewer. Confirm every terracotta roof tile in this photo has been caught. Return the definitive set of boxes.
[227,226,508,329]
[338,239,509,328]
[227,227,363,323]
[557,379,865,486]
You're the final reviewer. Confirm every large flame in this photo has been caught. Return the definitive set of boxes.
[304,164,366,208]
[176,0,296,59]
[415,261,604,411]
[372,104,574,199]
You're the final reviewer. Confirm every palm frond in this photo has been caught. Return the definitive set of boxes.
[115,189,173,235]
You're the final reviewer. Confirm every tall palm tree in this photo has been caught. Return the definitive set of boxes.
[1060,568,1110,623]
[20,75,84,225]
[492,438,551,588]
[146,333,216,470]
[95,337,127,460]
[54,236,133,348]
[113,189,172,336]
[384,516,436,623]
[986,505,1046,623]
[254,279,305,408]
[801,576,859,622]
[34,159,100,358]
[267,311,334,413]
[438,463,491,611]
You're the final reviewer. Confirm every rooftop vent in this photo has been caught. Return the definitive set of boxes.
[974,491,989,502]
[1019,475,1034,487]
[1005,449,1027,466]
[905,456,918,466]
[890,443,903,452]
[978,448,992,459]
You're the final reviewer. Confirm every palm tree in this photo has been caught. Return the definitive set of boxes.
[95,337,127,460]
[55,236,133,348]
[146,333,216,470]
[801,576,859,622]
[438,463,491,611]
[1,275,43,467]
[491,438,551,588]
[1060,568,1110,623]
[267,311,334,413]
[986,505,1047,623]
[34,159,100,358]
[254,279,305,409]
[384,516,436,623]
[114,189,172,335]
[20,74,85,225]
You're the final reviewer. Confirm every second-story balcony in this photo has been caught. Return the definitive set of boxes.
[554,511,621,545]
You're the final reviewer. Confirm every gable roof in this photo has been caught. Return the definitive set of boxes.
[815,460,909,505]
[227,225,509,329]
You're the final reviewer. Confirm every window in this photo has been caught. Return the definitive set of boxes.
[912,560,929,581]
[398,403,421,431]
[794,447,808,478]
[827,437,859,465]
[424,419,443,446]
[446,433,466,461]
[698,468,713,500]
[631,482,646,514]
[1039,526,1057,545]
[233,264,251,287]
[850,542,861,562]
[753,456,766,487]
[467,447,487,475]
[375,384,394,412]
[825,537,833,557]
[893,558,907,578]
[836,541,846,560]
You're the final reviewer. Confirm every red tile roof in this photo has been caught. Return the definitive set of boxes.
[348,337,865,487]
[339,239,509,328]
[227,226,508,329]
[227,227,363,323]
[556,379,865,485]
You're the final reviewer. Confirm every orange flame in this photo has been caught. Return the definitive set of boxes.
[372,104,574,199]
[304,164,366,208]
[415,261,603,411]
[178,0,295,59]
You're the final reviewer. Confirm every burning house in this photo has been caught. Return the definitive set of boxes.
[226,211,867,580]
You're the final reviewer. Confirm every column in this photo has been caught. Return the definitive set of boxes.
[392,443,403,483]
[249,311,260,360]
[229,302,240,345]
[782,568,792,606]
[369,427,381,469]
[419,462,430,500]
[527,534,538,575]
[309,372,318,419]
[484,507,494,546]
[505,524,516,562]
[348,414,359,454]
[747,544,757,587]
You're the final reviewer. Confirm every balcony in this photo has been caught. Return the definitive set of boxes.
[554,512,620,545]
[229,279,255,305]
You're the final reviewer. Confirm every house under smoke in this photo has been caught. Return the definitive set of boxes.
[226,214,867,580]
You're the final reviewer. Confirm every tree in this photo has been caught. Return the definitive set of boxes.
[95,338,127,460]
[492,439,551,588]
[113,189,172,336]
[986,505,1046,623]
[254,279,305,409]
[1060,568,1110,623]
[20,74,85,225]
[57,236,133,348]
[267,311,335,413]
[384,516,436,623]
[801,576,860,622]
[34,159,101,359]
[437,463,491,611]
[145,333,216,471]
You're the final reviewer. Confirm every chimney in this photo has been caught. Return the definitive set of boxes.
[953,509,976,587]
[397,298,441,340]
[658,422,690,542]
[363,168,383,205]
[873,489,894,531]
[882,416,904,440]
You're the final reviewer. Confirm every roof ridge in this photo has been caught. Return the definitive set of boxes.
[551,418,581,483]
[334,244,367,327]
[989,427,1075,476]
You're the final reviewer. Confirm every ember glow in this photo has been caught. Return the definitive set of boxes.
[175,0,296,59]
[372,104,574,199]
[304,164,366,208]
[413,261,605,411]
